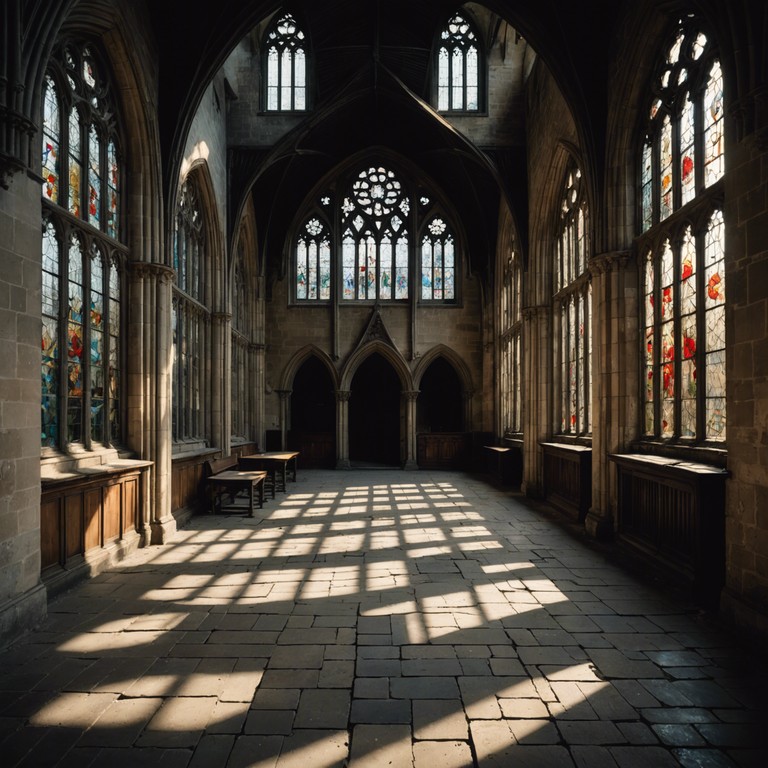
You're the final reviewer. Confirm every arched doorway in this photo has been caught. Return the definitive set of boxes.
[349,353,401,467]
[289,357,336,468]
[416,357,469,469]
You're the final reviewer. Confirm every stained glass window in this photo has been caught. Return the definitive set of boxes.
[639,18,726,445]
[41,42,124,451]
[641,21,723,231]
[341,166,410,301]
[264,12,307,111]
[296,217,331,300]
[554,160,591,436]
[437,12,480,112]
[421,217,456,301]
[172,175,209,443]
[294,164,459,305]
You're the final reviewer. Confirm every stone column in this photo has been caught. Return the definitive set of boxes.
[129,261,174,545]
[336,390,352,469]
[585,251,633,540]
[211,311,232,454]
[521,305,550,496]
[462,389,475,431]
[276,389,291,451]
[402,390,420,469]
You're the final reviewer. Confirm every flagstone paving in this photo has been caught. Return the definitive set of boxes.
[1,469,766,767]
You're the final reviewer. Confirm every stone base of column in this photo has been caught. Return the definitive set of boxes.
[403,459,418,470]
[584,508,614,541]
[0,583,47,651]
[336,458,351,470]
[151,514,179,545]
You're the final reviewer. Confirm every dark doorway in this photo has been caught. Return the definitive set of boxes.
[289,356,336,468]
[416,357,468,469]
[349,353,401,466]
[417,357,463,432]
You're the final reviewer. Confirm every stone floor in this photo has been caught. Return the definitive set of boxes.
[1,469,766,768]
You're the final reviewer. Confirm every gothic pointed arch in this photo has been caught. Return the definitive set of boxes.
[340,340,413,392]
[280,345,340,393]
[412,344,473,395]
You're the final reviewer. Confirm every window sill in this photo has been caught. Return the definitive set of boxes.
[628,440,727,469]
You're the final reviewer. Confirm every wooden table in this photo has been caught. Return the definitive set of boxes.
[239,452,299,493]
[207,469,268,516]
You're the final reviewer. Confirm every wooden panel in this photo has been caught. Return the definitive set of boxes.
[124,476,138,533]
[84,488,102,551]
[64,493,83,560]
[40,498,61,570]
[289,431,334,468]
[417,433,470,470]
[541,444,592,523]
[103,482,121,542]
[172,456,208,516]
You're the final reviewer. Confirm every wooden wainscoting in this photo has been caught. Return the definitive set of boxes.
[40,460,151,594]
[171,449,218,524]
[540,442,592,523]
[417,432,471,470]
[611,453,728,604]
[288,431,334,468]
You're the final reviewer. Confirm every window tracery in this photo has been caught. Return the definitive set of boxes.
[554,162,591,436]
[437,11,481,112]
[264,12,307,111]
[640,20,725,444]
[41,44,123,451]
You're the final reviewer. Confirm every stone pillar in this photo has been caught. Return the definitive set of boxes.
[521,305,550,496]
[402,390,419,470]
[129,262,174,545]
[584,251,633,540]
[462,389,475,431]
[336,390,351,469]
[276,389,291,451]
[211,312,231,454]
[0,171,48,647]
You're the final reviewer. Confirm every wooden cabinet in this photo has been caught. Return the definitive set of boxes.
[417,432,471,470]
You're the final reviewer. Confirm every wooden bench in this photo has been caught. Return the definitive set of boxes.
[205,456,268,517]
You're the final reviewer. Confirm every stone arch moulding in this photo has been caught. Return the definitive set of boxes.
[339,340,414,393]
[279,345,340,393]
[412,344,474,396]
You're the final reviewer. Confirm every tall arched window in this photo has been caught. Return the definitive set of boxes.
[294,164,461,306]
[500,239,522,435]
[554,161,591,436]
[41,44,124,450]
[437,11,481,112]
[342,166,410,301]
[263,12,307,111]
[172,177,209,444]
[639,20,725,443]
[421,216,456,301]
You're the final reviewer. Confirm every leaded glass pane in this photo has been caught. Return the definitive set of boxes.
[267,48,279,110]
[704,60,724,186]
[108,259,120,443]
[680,95,696,205]
[659,115,673,220]
[641,142,652,231]
[466,47,479,110]
[42,224,60,447]
[69,107,83,218]
[438,13,479,112]
[107,139,119,238]
[319,238,331,300]
[343,233,355,299]
[307,241,317,299]
[90,250,104,442]
[67,236,84,442]
[42,77,60,203]
[88,124,101,227]
[379,236,393,300]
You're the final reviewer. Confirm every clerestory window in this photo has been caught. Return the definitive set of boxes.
[639,19,725,443]
[263,11,307,112]
[41,44,124,451]
[436,11,482,112]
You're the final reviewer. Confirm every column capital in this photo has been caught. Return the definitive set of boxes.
[402,390,420,402]
[336,389,352,402]
[130,261,176,284]
[211,312,232,324]
[589,250,631,276]
[521,304,548,321]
